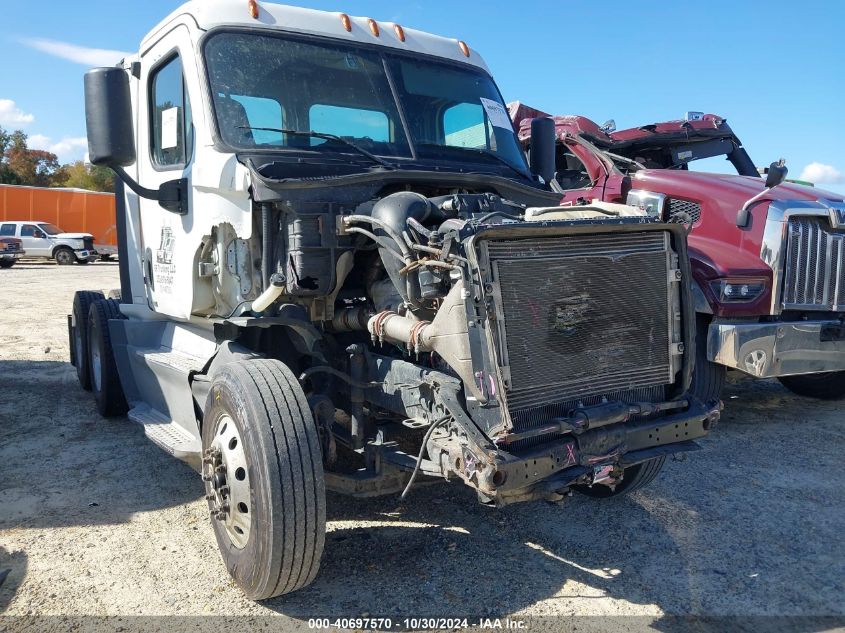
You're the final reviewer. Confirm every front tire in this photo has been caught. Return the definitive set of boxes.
[54,247,75,265]
[691,316,725,404]
[88,299,128,417]
[202,359,326,600]
[778,372,845,400]
[71,290,105,390]
[573,457,667,498]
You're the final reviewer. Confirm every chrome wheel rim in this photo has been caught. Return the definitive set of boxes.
[205,414,251,548]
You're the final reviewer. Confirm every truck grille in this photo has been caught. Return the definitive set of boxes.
[668,198,701,224]
[83,237,94,251]
[782,217,845,311]
[484,231,676,415]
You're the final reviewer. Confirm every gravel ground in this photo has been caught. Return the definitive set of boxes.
[1,261,844,631]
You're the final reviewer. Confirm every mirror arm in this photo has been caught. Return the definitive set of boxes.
[736,188,774,228]
[111,167,188,215]
[112,167,159,200]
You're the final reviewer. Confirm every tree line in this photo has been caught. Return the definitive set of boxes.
[0,126,114,192]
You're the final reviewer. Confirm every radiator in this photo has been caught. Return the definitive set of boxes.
[482,231,677,417]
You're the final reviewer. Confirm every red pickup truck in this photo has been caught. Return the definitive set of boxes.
[511,103,845,401]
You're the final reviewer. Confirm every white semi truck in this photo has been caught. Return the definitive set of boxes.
[70,0,720,599]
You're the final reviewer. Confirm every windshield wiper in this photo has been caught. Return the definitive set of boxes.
[417,143,532,182]
[237,126,395,170]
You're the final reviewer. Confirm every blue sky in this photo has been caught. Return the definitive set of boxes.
[1,0,843,194]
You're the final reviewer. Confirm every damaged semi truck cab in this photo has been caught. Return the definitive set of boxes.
[513,104,845,401]
[71,1,718,600]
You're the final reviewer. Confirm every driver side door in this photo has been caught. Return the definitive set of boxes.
[19,224,50,256]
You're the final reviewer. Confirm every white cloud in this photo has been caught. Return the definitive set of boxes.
[22,37,131,67]
[799,162,845,185]
[27,134,88,162]
[0,99,35,126]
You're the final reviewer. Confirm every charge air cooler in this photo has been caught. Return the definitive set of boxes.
[476,228,682,446]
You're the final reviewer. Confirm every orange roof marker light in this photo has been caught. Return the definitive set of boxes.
[340,13,352,32]
[368,19,380,37]
[247,0,259,19]
[393,24,406,42]
[458,40,470,57]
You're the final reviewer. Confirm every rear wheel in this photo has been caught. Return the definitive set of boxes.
[574,457,667,498]
[0,260,14,269]
[77,258,90,265]
[88,299,128,417]
[202,359,326,600]
[778,372,845,400]
[71,290,105,390]
[54,247,75,265]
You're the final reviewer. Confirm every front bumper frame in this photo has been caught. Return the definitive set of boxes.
[708,319,845,378]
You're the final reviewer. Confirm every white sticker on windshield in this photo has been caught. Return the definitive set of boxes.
[480,97,512,130]
[161,107,179,149]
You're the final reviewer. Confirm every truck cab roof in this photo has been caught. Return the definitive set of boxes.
[142,0,489,73]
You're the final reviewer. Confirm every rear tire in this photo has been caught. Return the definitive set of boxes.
[71,290,105,390]
[77,258,90,265]
[574,457,667,498]
[691,316,725,404]
[88,299,128,417]
[202,359,326,600]
[778,372,845,400]
[54,247,75,265]
[0,260,14,269]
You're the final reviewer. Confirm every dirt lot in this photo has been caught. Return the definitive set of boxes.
[1,261,844,630]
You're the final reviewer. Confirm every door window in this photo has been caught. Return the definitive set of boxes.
[20,224,40,237]
[0,224,15,236]
[150,54,194,167]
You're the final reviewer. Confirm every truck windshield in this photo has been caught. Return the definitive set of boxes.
[38,223,63,235]
[204,32,530,179]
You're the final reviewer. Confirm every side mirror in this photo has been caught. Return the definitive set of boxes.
[765,159,788,188]
[33,231,44,239]
[84,67,136,167]
[529,117,557,186]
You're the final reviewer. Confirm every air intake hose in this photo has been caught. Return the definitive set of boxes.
[370,192,453,308]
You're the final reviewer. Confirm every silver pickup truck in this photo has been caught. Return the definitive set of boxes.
[0,221,96,265]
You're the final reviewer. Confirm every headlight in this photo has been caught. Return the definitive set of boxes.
[73,239,85,250]
[709,278,767,302]
[626,190,666,219]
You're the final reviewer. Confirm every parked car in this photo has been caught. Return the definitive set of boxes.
[512,103,845,400]
[0,221,96,265]
[0,236,24,268]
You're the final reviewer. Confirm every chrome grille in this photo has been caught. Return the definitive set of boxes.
[668,198,701,224]
[484,231,676,416]
[782,217,845,311]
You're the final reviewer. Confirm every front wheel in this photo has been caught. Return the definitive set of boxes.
[573,457,666,498]
[202,359,326,600]
[691,316,725,404]
[54,247,75,265]
[778,372,845,400]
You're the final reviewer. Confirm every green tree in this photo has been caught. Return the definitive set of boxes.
[60,160,115,193]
